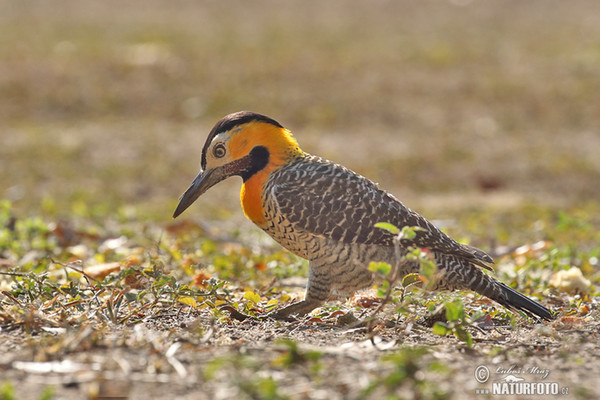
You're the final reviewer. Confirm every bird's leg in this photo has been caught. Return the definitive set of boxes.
[267,264,332,321]
[267,298,324,321]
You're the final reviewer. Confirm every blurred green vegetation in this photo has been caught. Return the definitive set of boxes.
[1,0,599,223]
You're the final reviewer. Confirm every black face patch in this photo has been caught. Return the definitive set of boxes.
[240,145,270,182]
[201,111,283,169]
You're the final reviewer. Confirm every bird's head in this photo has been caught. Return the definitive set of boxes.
[173,111,302,218]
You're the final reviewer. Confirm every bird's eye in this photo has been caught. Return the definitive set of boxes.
[213,143,226,158]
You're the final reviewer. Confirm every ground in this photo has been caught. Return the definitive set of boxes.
[1,1,599,399]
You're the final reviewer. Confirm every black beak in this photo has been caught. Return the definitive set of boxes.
[173,167,229,218]
[173,154,257,218]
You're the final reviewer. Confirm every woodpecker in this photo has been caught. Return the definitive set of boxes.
[173,111,553,321]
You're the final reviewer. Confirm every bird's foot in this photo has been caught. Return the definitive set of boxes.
[262,309,298,322]
[219,305,253,321]
[218,305,298,322]
[419,306,447,327]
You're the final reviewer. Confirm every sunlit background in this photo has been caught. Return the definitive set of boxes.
[2,0,599,223]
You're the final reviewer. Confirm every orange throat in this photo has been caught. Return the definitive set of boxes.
[240,169,270,228]
[230,123,303,229]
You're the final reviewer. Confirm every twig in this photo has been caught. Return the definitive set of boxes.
[1,290,23,306]
[0,271,28,277]
[49,257,100,283]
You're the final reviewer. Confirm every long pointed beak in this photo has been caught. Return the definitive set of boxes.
[173,167,228,218]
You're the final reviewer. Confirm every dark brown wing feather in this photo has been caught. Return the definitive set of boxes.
[268,155,493,269]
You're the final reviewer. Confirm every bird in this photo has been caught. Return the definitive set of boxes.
[173,111,553,321]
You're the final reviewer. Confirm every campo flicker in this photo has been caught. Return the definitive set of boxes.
[173,111,553,321]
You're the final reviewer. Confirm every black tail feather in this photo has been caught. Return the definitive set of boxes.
[493,282,554,321]
[434,254,554,321]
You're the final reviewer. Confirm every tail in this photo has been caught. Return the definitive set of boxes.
[436,254,554,321]
[489,281,554,321]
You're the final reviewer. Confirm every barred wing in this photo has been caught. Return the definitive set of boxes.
[268,156,493,269]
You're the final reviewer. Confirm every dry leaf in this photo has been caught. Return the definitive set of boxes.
[84,262,122,280]
[192,271,211,288]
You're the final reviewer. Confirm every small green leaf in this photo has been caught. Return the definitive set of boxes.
[398,226,425,241]
[38,386,55,400]
[265,298,278,310]
[375,222,400,235]
[243,290,261,304]
[0,381,15,400]
[399,226,418,240]
[432,322,450,336]
[377,280,390,298]
[455,326,473,348]
[255,377,280,398]
[178,296,198,309]
[445,300,464,322]
[419,258,438,282]
[401,273,420,288]
[368,261,391,276]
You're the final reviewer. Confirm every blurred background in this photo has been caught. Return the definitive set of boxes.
[2,0,599,226]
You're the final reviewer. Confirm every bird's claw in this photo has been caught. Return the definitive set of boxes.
[263,310,298,322]
[219,305,298,322]
[219,305,252,321]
